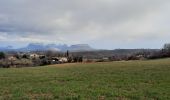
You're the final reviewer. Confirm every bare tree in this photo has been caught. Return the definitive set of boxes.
[163,43,170,52]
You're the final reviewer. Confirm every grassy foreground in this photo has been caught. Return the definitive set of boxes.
[0,59,170,100]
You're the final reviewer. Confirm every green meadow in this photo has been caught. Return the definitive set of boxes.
[0,59,170,100]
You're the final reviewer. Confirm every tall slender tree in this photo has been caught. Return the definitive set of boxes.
[66,50,69,57]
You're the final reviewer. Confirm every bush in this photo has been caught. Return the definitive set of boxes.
[0,52,5,59]
[22,54,29,59]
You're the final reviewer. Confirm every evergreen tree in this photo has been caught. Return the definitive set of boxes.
[0,52,5,59]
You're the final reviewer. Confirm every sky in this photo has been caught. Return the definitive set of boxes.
[0,0,170,49]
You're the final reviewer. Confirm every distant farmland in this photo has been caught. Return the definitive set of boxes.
[0,59,170,99]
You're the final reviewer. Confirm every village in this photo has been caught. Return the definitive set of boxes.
[0,50,82,68]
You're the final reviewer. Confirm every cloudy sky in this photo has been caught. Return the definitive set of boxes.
[0,0,170,49]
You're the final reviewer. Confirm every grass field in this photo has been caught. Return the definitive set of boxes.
[0,59,170,100]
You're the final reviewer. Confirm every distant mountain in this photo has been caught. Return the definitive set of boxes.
[57,44,69,51]
[27,43,45,50]
[46,44,68,51]
[68,44,94,51]
[19,43,46,51]
[15,43,94,52]
[0,46,13,51]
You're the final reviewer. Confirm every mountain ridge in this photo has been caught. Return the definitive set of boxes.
[0,43,95,52]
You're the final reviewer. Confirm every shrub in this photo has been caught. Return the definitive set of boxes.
[0,52,5,59]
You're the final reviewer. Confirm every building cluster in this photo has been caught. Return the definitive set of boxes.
[0,51,83,68]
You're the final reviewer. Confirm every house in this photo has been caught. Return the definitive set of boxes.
[7,56,17,61]
[59,57,68,63]
[102,57,109,61]
[30,53,40,59]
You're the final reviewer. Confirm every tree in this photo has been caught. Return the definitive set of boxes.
[66,50,69,57]
[163,43,170,52]
[163,43,170,57]
[22,54,29,59]
[0,52,5,59]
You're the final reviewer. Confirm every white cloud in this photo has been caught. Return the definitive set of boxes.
[0,0,170,49]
